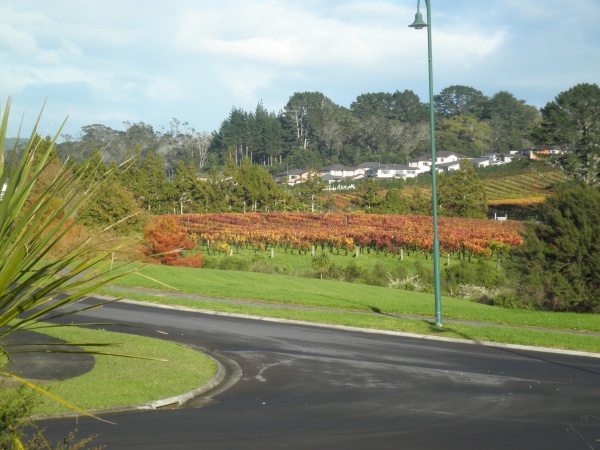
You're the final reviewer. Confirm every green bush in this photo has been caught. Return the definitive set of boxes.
[204,255,251,271]
[491,291,536,310]
[444,259,501,293]
[508,184,600,312]
[343,261,367,282]
[363,261,393,287]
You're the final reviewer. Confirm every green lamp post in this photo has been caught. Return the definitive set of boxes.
[409,0,442,327]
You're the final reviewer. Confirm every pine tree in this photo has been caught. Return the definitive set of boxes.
[508,184,600,312]
[141,151,168,212]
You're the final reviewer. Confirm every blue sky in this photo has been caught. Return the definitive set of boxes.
[1,0,599,140]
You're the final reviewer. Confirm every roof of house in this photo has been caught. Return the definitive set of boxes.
[275,169,309,177]
[409,155,431,163]
[436,151,467,159]
[321,164,355,171]
[354,162,381,169]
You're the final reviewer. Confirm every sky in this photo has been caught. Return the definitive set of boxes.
[1,0,599,140]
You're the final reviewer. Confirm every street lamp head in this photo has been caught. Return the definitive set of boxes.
[409,11,428,29]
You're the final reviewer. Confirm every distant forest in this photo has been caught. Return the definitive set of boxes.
[8,85,542,175]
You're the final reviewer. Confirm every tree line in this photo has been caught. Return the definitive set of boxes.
[43,82,597,189]
[47,84,548,173]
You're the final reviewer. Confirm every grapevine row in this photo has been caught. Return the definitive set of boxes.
[176,213,523,258]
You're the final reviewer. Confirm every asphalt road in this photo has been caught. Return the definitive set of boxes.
[38,300,600,449]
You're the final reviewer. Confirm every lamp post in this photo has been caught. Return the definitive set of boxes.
[409,0,442,327]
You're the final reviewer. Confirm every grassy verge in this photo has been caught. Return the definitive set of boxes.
[24,325,217,415]
[98,264,600,354]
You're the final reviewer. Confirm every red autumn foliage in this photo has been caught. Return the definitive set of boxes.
[144,215,203,267]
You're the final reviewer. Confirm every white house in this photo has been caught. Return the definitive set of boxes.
[407,155,431,174]
[352,162,381,179]
[436,160,463,173]
[368,164,418,179]
[471,157,491,168]
[409,151,467,174]
[319,164,357,178]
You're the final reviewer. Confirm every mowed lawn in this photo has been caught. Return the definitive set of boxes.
[11,325,218,416]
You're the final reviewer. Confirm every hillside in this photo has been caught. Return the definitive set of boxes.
[483,170,564,204]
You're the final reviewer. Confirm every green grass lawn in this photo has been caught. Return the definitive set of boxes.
[203,243,427,278]
[99,263,600,354]
[19,325,217,415]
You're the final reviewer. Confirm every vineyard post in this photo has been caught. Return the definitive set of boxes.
[410,0,443,327]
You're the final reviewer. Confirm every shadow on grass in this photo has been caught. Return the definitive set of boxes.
[369,306,454,334]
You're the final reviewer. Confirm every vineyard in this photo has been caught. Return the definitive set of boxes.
[177,213,523,258]
[483,171,564,204]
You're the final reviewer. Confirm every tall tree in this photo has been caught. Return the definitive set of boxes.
[435,115,491,157]
[284,92,333,150]
[534,83,600,186]
[232,159,283,212]
[372,188,405,214]
[295,170,325,212]
[485,91,539,152]
[350,91,428,161]
[438,159,488,218]
[434,85,488,119]
[359,178,382,210]
[162,118,212,171]
[141,151,168,212]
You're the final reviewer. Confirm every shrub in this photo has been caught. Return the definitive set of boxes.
[343,261,367,282]
[455,284,504,304]
[312,252,332,280]
[217,256,251,271]
[444,259,501,293]
[363,261,390,287]
[387,274,424,292]
[144,215,200,267]
[488,291,534,310]
[168,252,204,268]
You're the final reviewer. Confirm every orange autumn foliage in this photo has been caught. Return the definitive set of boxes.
[144,215,203,267]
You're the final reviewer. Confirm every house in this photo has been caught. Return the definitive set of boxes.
[407,155,432,174]
[471,157,492,168]
[434,151,467,164]
[318,164,357,178]
[352,162,381,179]
[274,169,311,186]
[499,153,518,163]
[408,151,468,173]
[368,164,418,179]
[436,160,462,172]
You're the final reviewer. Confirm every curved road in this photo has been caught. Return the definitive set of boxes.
[40,300,600,449]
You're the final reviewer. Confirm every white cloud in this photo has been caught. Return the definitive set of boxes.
[0,0,598,138]
[0,23,38,54]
